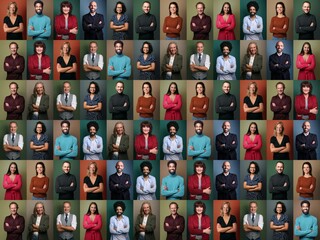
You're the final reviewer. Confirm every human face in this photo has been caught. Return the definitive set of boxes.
[223,161,231,173]
[169,43,177,55]
[276,83,284,95]
[89,1,97,14]
[116,206,123,216]
[36,45,44,55]
[10,203,18,216]
[223,3,230,14]
[222,121,231,133]
[142,166,150,176]
[10,163,17,174]
[115,82,124,94]
[89,163,96,174]
[116,161,124,173]
[222,46,230,56]
[89,126,97,136]
[301,203,310,215]
[116,123,124,135]
[196,43,204,54]
[10,123,17,134]
[169,126,176,137]
[196,3,204,15]
[303,121,311,133]
[62,5,70,15]
[194,123,203,135]
[89,84,96,94]
[35,3,43,15]
[169,204,178,215]
[168,163,176,174]
[36,203,44,215]
[276,4,283,15]
[9,4,16,15]
[90,203,97,214]
[303,164,310,175]
[195,165,204,175]
[169,84,177,94]
[142,43,150,54]
[250,123,257,134]
[61,123,70,135]
[275,123,283,135]
[302,85,310,95]
[9,43,18,56]
[115,43,123,55]
[250,203,257,214]
[196,84,203,95]
[142,2,150,14]
[142,125,150,135]
[90,43,98,54]
[303,44,310,54]
[276,41,284,53]
[143,84,150,94]
[249,84,256,94]
[302,2,310,14]
[222,204,229,215]
[62,44,69,55]
[249,6,256,16]
[222,82,230,94]
[249,164,256,174]
[276,203,283,214]
[143,203,150,215]
[36,164,44,175]
[169,4,177,15]
[249,44,257,55]
[63,83,71,94]
[116,3,123,14]
[62,162,70,174]
[275,162,284,174]
[64,203,71,213]
[36,83,44,95]
[9,83,18,95]
[196,205,204,215]
[36,123,43,134]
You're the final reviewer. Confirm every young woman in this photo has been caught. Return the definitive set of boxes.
[216,2,236,40]
[30,121,49,160]
[136,42,156,80]
[29,162,49,200]
[3,1,24,40]
[216,202,237,240]
[83,81,102,120]
[3,162,22,200]
[83,162,104,200]
[136,82,156,120]
[269,2,289,39]
[243,122,263,160]
[270,201,289,240]
[243,82,263,120]
[189,82,209,120]
[110,1,129,40]
[83,202,103,240]
[296,161,316,200]
[163,82,182,120]
[270,121,290,160]
[296,42,316,80]
[56,41,77,80]
[243,161,262,200]
[162,2,183,40]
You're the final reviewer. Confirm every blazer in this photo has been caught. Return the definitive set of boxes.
[134,214,156,240]
[241,54,263,80]
[27,214,49,240]
[27,94,49,120]
[108,134,129,160]
[161,54,183,80]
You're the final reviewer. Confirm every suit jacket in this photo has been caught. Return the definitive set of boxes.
[295,132,318,160]
[161,54,183,80]
[134,214,156,240]
[215,133,238,160]
[27,214,49,240]
[27,94,49,120]
[241,54,263,80]
[269,52,291,80]
[82,13,104,40]
[108,134,129,160]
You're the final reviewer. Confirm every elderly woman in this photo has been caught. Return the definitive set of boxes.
[216,202,237,240]
[3,1,24,40]
[54,1,78,40]
[270,121,290,160]
[241,42,262,80]
[56,41,77,80]
[27,82,49,120]
[134,201,156,240]
[27,202,49,240]
[161,42,183,80]
[108,122,129,160]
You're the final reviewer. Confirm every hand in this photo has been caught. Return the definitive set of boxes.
[310,22,314,27]
[150,22,154,27]
[203,25,207,29]
[70,182,74,187]
[272,27,275,30]
[203,227,211,235]
[310,107,318,115]
[176,24,180,29]
[163,185,168,190]
[5,63,9,67]
[192,23,196,27]
[30,26,34,31]
[230,102,234,107]
[247,26,251,31]
[57,145,61,150]
[310,184,314,189]
[272,103,276,107]
[43,184,47,189]
[5,223,9,227]
[123,102,127,107]
[140,186,144,191]
[165,223,169,227]
[232,141,236,145]
[220,66,224,71]
[109,65,114,70]
[203,104,207,109]
[257,24,261,28]
[150,104,153,109]
[283,182,287,187]
[5,103,9,107]
[312,141,316,145]
[99,21,102,25]
[189,146,194,150]
[43,67,51,75]
[283,24,287,29]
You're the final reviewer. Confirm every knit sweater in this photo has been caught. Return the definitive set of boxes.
[161,174,184,200]
[294,214,318,240]
[136,96,156,118]
[162,16,183,38]
[54,134,78,160]
[29,176,49,198]
[188,134,211,160]
[189,96,209,118]
[296,176,316,199]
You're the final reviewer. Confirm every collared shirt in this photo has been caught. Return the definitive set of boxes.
[109,215,130,240]
[216,55,237,80]
[136,175,157,200]
[243,213,264,229]
[56,93,77,110]
[3,133,24,149]
[83,53,104,69]
[56,213,77,230]
[190,53,211,69]
[4,54,25,80]
[4,94,25,120]
[162,135,183,160]
[243,15,263,40]
[82,135,103,160]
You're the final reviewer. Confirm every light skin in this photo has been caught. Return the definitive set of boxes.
[3,122,22,152]
[243,203,262,232]
[195,205,211,234]
[138,203,151,231]
[164,203,182,229]
[270,123,290,154]
[30,123,49,152]
[112,123,124,152]
[190,42,208,72]
[3,4,24,34]
[243,164,262,192]
[136,44,155,72]
[217,203,237,233]
[83,163,104,194]
[57,202,75,232]
[57,43,77,74]
[32,203,45,232]
[83,84,102,112]
[57,82,75,112]
[83,42,102,72]
[243,83,264,114]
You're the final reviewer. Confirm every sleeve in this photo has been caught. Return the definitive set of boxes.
[38,215,49,233]
[39,95,49,113]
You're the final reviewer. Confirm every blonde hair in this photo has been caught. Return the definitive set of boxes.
[274,121,284,136]
[60,42,71,57]
[220,202,231,217]
[87,162,98,176]
[247,81,258,96]
[7,2,18,16]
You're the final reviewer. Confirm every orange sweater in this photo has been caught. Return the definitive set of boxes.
[296,176,316,198]
[136,96,156,118]
[189,96,209,118]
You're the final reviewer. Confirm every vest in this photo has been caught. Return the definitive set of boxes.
[6,134,21,160]
[59,94,74,120]
[86,54,101,80]
[192,53,208,80]
[59,213,74,239]
[246,213,261,240]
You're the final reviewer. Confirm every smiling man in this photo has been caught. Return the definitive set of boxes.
[135,1,157,40]
[270,82,292,120]
[242,1,263,40]
[215,81,237,120]
[215,121,238,160]
[82,1,105,40]
[269,41,291,80]
[4,82,25,120]
[109,201,130,239]
[188,120,211,160]
[164,202,185,240]
[190,1,212,40]
[55,161,77,200]
[4,202,25,240]
[83,41,104,80]
[82,121,103,160]
[109,81,130,120]
[161,160,184,200]
[109,161,131,200]
[294,200,318,239]
[295,121,318,160]
[216,41,236,80]
[269,161,290,200]
[28,0,51,40]
[54,120,78,160]
[108,40,131,80]
[295,1,317,40]
[4,42,25,80]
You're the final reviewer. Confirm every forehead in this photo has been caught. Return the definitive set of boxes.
[63,162,70,167]
[117,162,124,166]
[116,82,124,87]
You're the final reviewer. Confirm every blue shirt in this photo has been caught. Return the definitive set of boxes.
[162,135,183,160]
[136,175,157,200]
[82,135,103,160]
[108,54,131,80]
[109,215,130,240]
[216,55,237,80]
[161,174,184,200]
[242,15,263,40]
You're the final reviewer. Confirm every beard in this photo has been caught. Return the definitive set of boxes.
[143,172,149,177]
[116,50,123,55]
[250,12,256,17]
[170,132,176,137]
[36,10,43,15]
[169,170,176,175]
[90,132,96,137]
[223,52,229,57]
[303,210,309,215]
[196,130,202,135]
[63,130,69,135]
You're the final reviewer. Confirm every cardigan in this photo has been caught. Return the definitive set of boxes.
[27,214,49,240]
[188,174,211,200]
[27,94,49,120]
[161,54,183,80]
[107,134,129,160]
[54,14,78,40]
[134,214,156,240]
[134,134,158,160]
[294,94,318,120]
